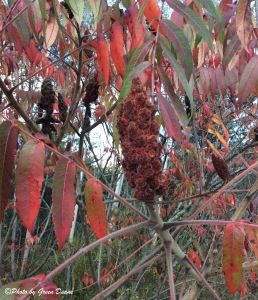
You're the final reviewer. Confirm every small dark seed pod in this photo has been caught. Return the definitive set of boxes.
[212,154,230,181]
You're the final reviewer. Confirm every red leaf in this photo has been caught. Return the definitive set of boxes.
[241,280,247,297]
[199,67,210,100]
[236,0,250,51]
[170,11,184,29]
[0,274,59,300]
[96,33,110,85]
[223,224,245,294]
[0,121,19,222]
[157,93,183,142]
[159,20,193,80]
[238,55,258,105]
[225,66,238,95]
[110,21,125,77]
[57,69,65,87]
[208,68,217,98]
[215,68,226,97]
[84,178,107,239]
[52,157,76,251]
[15,140,45,233]
[94,105,105,121]
[139,0,161,32]
[187,251,202,270]
[25,39,40,64]
[124,6,144,50]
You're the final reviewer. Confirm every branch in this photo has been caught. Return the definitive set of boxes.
[184,161,258,226]
[92,253,162,299]
[163,219,258,231]
[0,79,38,132]
[84,101,118,133]
[164,242,176,300]
[19,221,152,300]
[44,221,151,282]
[148,206,220,299]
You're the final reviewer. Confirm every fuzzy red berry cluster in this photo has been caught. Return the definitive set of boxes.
[117,78,167,204]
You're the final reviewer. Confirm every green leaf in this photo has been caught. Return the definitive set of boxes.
[39,0,47,20]
[159,36,194,108]
[160,20,193,80]
[196,0,222,29]
[121,0,131,8]
[65,0,85,25]
[133,61,151,77]
[119,39,154,101]
[166,0,213,50]
[87,0,103,28]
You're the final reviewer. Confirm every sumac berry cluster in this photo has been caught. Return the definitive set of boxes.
[117,78,168,204]
[82,77,99,128]
[37,79,67,138]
